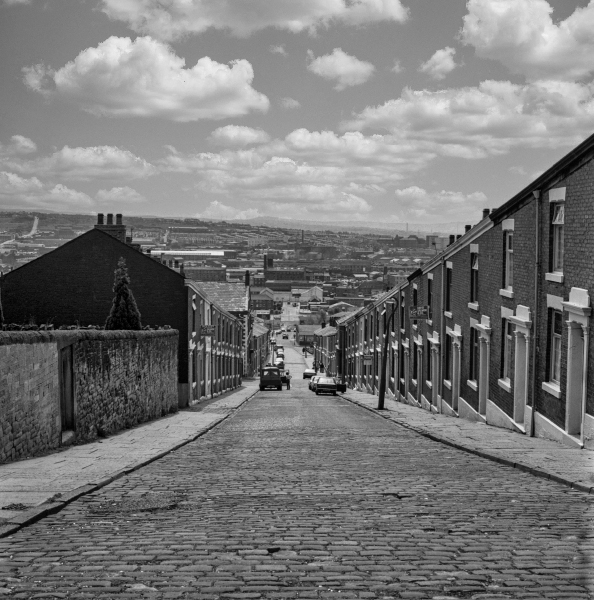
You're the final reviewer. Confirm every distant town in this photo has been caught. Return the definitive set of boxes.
[0,210,459,325]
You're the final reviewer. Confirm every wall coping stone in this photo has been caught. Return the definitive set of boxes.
[0,329,178,347]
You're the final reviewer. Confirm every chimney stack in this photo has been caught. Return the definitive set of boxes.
[94,211,127,243]
[465,224,471,233]
[244,270,250,287]
[482,208,490,219]
[449,234,455,245]
[106,213,113,225]
[97,213,104,225]
[116,213,123,225]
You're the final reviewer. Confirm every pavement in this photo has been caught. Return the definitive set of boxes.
[301,355,594,496]
[0,381,259,538]
[0,344,592,599]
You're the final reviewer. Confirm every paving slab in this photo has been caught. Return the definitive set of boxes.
[339,387,594,494]
[0,381,259,535]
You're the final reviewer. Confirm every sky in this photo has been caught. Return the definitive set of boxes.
[1,0,594,227]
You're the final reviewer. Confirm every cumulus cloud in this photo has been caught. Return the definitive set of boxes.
[308,48,375,90]
[462,0,594,82]
[208,125,271,147]
[23,36,269,122]
[0,171,93,210]
[392,186,488,223]
[1,144,156,181]
[96,186,147,204]
[100,0,408,40]
[280,97,301,109]
[0,135,37,158]
[196,200,260,220]
[269,45,287,56]
[419,47,457,80]
[342,79,594,157]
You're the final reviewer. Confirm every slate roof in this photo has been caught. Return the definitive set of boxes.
[197,282,249,313]
[253,323,269,338]
[314,326,337,337]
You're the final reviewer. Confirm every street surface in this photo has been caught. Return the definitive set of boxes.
[0,342,593,599]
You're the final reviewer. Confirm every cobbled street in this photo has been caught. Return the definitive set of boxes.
[0,346,593,600]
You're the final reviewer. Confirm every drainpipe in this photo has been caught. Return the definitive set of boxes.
[529,190,541,437]
[581,326,589,445]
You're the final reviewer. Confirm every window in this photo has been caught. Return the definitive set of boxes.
[504,232,514,289]
[501,319,514,380]
[391,302,397,333]
[412,286,418,307]
[552,203,564,273]
[375,312,380,337]
[426,339,432,382]
[400,293,405,329]
[549,309,563,384]
[427,278,433,310]
[412,346,418,384]
[470,253,479,303]
[445,267,453,311]
[469,328,480,382]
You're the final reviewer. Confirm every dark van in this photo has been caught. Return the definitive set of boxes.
[260,367,283,391]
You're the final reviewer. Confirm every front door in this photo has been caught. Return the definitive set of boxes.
[59,345,75,432]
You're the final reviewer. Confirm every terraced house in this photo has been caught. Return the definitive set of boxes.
[338,132,594,450]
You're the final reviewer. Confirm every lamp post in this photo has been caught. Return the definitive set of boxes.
[378,299,397,410]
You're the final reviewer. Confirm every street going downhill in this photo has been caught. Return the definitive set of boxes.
[0,344,592,599]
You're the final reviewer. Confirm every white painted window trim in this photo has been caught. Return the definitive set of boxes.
[547,294,563,310]
[548,187,566,202]
[427,273,434,280]
[542,381,561,398]
[502,219,515,231]
[468,301,479,311]
[444,311,453,319]
[467,380,478,391]
[499,288,514,299]
[498,377,512,393]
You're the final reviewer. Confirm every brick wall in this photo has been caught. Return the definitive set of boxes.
[0,329,178,464]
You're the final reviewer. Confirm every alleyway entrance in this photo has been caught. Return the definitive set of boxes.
[0,346,592,599]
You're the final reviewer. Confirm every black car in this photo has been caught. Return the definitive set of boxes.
[315,377,337,396]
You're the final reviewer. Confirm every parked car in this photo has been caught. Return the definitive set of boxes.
[260,367,283,391]
[333,378,347,393]
[315,377,337,396]
[309,375,322,391]
[275,345,285,353]
[282,333,289,339]
[303,368,316,379]
[274,358,285,369]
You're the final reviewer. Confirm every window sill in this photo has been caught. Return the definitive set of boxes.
[467,302,479,311]
[426,380,433,389]
[443,379,452,390]
[499,288,514,299]
[444,311,453,319]
[426,319,433,326]
[412,324,418,332]
[542,381,561,398]
[497,378,512,393]
[467,379,478,392]
[545,272,564,284]
[411,379,417,388]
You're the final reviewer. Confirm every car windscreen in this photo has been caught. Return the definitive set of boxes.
[263,369,279,376]
[318,378,335,384]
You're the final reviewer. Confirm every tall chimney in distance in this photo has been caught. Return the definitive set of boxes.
[482,208,490,219]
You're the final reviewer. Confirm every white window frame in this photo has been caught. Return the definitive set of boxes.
[549,309,563,385]
[469,326,480,384]
[504,231,514,290]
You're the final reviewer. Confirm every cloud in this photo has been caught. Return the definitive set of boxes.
[342,79,594,157]
[269,45,287,56]
[419,47,457,80]
[100,0,408,40]
[196,200,260,220]
[392,186,488,223]
[308,48,375,90]
[391,60,403,74]
[23,36,269,122]
[208,125,271,147]
[95,186,147,204]
[3,0,30,5]
[1,144,156,181]
[0,135,37,157]
[461,0,594,82]
[0,171,93,211]
[280,97,301,109]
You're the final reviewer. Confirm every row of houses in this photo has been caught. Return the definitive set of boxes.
[0,215,261,407]
[314,132,594,450]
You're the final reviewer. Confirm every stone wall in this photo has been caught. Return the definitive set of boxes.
[0,329,178,464]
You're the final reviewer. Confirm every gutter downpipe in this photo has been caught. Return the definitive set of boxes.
[529,190,541,437]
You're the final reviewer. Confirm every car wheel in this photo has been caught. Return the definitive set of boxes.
[315,391,320,395]
[259,386,264,391]
[277,385,282,391]
[333,391,337,396]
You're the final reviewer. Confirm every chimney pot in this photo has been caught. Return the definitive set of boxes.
[465,224,471,233]
[116,213,123,225]
[449,234,455,245]
[97,213,104,225]
[106,213,113,225]
[482,208,490,219]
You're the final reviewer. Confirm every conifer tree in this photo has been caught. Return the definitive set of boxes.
[105,257,142,330]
